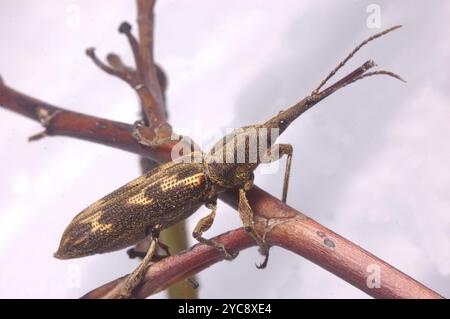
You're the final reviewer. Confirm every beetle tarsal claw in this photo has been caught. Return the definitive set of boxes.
[255,250,270,269]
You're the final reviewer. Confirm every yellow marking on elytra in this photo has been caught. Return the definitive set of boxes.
[160,173,204,191]
[70,236,87,246]
[62,235,72,247]
[79,211,112,234]
[72,199,105,223]
[127,189,154,206]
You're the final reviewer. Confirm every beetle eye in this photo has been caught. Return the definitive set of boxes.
[278,119,288,128]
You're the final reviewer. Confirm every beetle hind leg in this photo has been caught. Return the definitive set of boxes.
[127,239,170,261]
[109,225,161,299]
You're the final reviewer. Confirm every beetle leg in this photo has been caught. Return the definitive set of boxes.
[192,200,238,261]
[126,239,169,260]
[261,143,293,203]
[126,248,147,259]
[156,240,171,256]
[116,225,162,298]
[238,181,270,269]
[127,224,171,261]
[131,120,175,146]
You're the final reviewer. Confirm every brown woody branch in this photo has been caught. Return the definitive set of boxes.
[83,191,444,299]
[0,82,173,163]
[136,0,165,122]
[86,3,169,141]
[0,78,443,299]
[132,0,196,298]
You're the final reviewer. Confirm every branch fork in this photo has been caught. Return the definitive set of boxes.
[86,18,169,146]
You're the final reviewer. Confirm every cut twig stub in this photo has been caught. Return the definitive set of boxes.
[28,108,61,142]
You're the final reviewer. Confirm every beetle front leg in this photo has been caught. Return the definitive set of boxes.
[132,120,174,146]
[261,143,293,203]
[238,181,270,269]
[192,200,238,261]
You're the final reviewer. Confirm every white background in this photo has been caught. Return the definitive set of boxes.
[0,0,449,298]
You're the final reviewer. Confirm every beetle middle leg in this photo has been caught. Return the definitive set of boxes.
[238,180,270,269]
[192,200,237,260]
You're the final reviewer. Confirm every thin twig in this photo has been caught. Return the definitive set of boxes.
[86,48,133,83]
[0,82,173,163]
[118,22,145,79]
[136,0,165,123]
[86,4,170,141]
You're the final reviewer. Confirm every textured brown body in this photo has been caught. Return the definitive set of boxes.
[55,159,212,259]
[205,125,269,189]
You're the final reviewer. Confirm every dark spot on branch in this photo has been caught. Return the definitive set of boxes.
[324,238,335,249]
[317,231,326,237]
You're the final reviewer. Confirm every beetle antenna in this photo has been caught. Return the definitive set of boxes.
[317,69,405,100]
[312,25,402,95]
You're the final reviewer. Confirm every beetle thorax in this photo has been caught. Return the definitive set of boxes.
[204,125,273,189]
